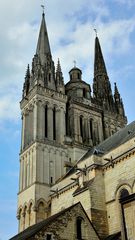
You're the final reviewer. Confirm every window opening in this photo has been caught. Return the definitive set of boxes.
[80,116,83,138]
[77,217,82,239]
[50,177,53,184]
[90,119,93,141]
[46,234,52,240]
[83,88,86,98]
[49,73,51,82]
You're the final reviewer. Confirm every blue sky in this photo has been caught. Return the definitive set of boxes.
[0,0,135,239]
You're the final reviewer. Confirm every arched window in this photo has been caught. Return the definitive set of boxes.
[37,202,45,223]
[76,217,83,239]
[45,105,48,138]
[80,116,83,139]
[119,188,130,239]
[53,107,56,140]
[120,188,129,200]
[78,73,80,80]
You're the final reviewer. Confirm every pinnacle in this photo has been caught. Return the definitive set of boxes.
[114,82,120,95]
[25,64,30,80]
[56,58,62,73]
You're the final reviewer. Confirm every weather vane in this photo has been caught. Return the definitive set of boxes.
[41,4,45,14]
[73,60,76,68]
[94,29,98,37]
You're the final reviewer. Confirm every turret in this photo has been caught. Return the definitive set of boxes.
[66,65,91,99]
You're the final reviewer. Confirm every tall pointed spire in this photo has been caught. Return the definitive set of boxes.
[28,12,56,91]
[94,36,107,77]
[36,13,51,65]
[93,36,114,111]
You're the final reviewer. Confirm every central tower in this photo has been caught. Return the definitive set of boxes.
[17,11,127,232]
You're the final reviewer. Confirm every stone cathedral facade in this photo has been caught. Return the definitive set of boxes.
[11,11,135,240]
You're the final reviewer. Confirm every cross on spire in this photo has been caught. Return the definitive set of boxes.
[73,60,76,68]
[41,4,45,14]
[94,28,98,37]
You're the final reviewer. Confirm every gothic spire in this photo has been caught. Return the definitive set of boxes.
[29,12,56,91]
[36,13,51,65]
[94,36,107,77]
[93,36,115,111]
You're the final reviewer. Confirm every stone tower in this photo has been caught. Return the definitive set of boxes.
[17,13,127,232]
[18,13,68,232]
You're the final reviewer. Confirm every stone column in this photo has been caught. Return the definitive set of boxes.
[74,114,79,142]
[19,158,23,192]
[60,108,66,143]
[23,158,26,190]
[28,111,31,144]
[25,112,29,145]
[56,108,60,142]
[32,146,37,182]
[21,114,23,151]
[77,115,82,142]
[37,101,43,141]
[29,108,34,143]
[33,102,38,141]
[48,105,53,140]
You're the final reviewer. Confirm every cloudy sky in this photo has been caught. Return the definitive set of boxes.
[0,0,135,239]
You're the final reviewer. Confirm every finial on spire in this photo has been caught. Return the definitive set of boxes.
[94,29,98,37]
[41,4,45,15]
[73,60,76,68]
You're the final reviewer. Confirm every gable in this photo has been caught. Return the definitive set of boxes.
[10,202,100,240]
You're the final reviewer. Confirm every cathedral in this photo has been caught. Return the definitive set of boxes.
[10,10,135,240]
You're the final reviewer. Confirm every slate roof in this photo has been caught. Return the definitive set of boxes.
[79,121,135,163]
